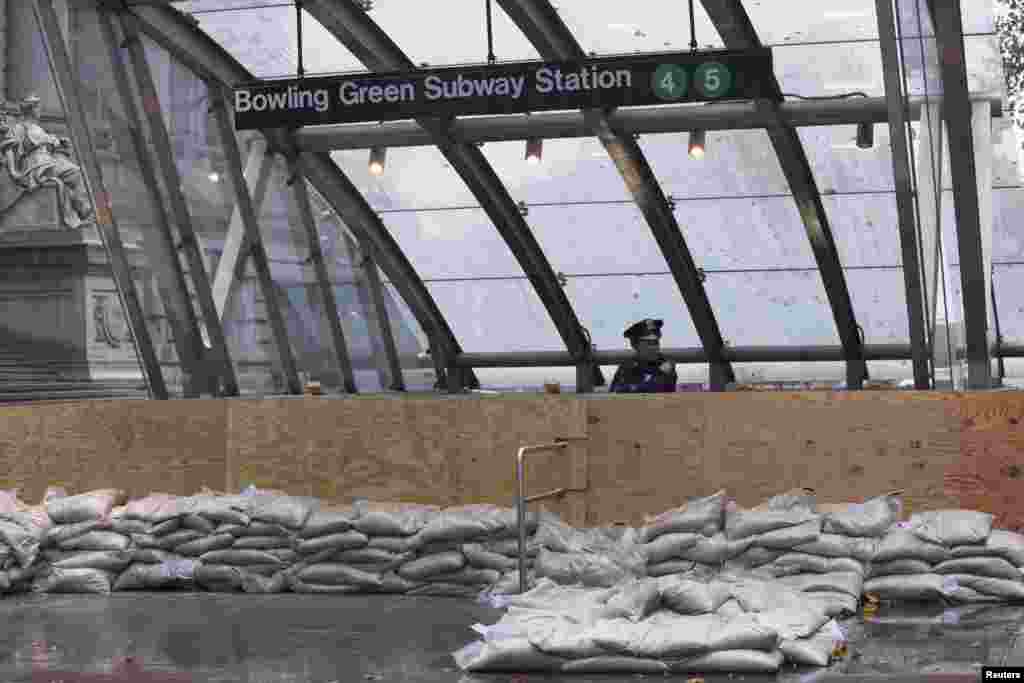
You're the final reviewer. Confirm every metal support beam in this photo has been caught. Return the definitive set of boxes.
[289,159,358,393]
[97,7,207,397]
[126,3,478,391]
[117,11,239,396]
[342,233,397,391]
[876,0,930,389]
[498,0,734,390]
[916,100,944,341]
[972,99,995,341]
[701,0,868,389]
[926,0,990,389]
[361,246,406,392]
[302,0,601,393]
[33,0,166,398]
[209,87,302,395]
[212,136,274,319]
[296,96,1003,151]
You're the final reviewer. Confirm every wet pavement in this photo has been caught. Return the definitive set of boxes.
[0,594,1019,682]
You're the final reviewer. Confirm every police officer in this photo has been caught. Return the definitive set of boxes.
[609,319,678,393]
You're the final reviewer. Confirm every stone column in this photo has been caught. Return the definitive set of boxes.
[6,0,68,113]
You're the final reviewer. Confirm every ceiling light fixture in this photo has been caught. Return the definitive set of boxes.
[525,137,543,164]
[688,129,706,160]
[208,172,220,183]
[856,122,874,149]
[368,146,387,175]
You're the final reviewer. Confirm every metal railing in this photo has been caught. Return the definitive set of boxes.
[516,437,588,594]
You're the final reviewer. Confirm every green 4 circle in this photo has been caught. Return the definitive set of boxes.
[695,62,732,98]
[652,64,688,101]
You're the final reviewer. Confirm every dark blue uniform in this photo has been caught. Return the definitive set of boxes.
[609,358,678,393]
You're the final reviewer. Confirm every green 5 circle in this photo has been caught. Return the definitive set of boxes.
[652,64,689,101]
[695,62,732,98]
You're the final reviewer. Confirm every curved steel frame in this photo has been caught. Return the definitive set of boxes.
[498,0,735,390]
[303,0,603,392]
[125,3,478,390]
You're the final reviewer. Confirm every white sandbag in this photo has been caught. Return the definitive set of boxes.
[109,518,150,535]
[795,534,877,562]
[758,488,817,512]
[670,648,785,673]
[194,564,245,591]
[33,568,114,594]
[241,572,286,594]
[417,504,533,546]
[353,501,439,537]
[715,599,746,620]
[950,529,1024,566]
[944,574,1024,601]
[764,553,852,577]
[43,519,107,547]
[463,544,518,572]
[639,532,701,564]
[728,546,785,569]
[660,577,732,615]
[150,518,181,537]
[174,534,236,557]
[398,551,466,580]
[156,530,205,549]
[944,585,1006,604]
[132,549,184,564]
[806,591,860,617]
[646,560,698,577]
[484,537,540,558]
[534,549,632,588]
[707,613,780,651]
[299,506,357,538]
[453,638,564,672]
[426,567,501,586]
[533,513,586,554]
[524,617,604,659]
[874,530,951,564]
[131,534,160,549]
[726,508,819,541]
[864,573,946,601]
[335,548,409,566]
[416,541,463,555]
[114,560,199,590]
[200,549,284,566]
[50,550,133,572]
[233,536,294,551]
[46,490,123,525]
[673,533,746,565]
[123,493,179,523]
[821,495,902,537]
[407,583,482,598]
[58,531,129,552]
[367,536,418,554]
[561,656,668,673]
[777,571,863,598]
[934,557,1021,581]
[869,559,934,577]
[723,575,807,613]
[188,496,251,526]
[0,518,43,567]
[297,562,383,587]
[216,524,247,537]
[296,530,368,555]
[750,519,821,549]
[179,514,216,534]
[780,623,840,667]
[907,510,993,547]
[599,579,661,622]
[629,612,720,658]
[489,570,534,595]
[243,490,317,529]
[753,603,829,639]
[639,491,728,543]
[234,522,292,538]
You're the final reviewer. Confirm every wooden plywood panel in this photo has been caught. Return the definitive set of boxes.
[0,405,45,502]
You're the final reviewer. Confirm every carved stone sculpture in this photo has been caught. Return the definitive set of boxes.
[0,95,94,229]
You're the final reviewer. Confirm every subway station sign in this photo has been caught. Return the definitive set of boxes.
[233,49,774,130]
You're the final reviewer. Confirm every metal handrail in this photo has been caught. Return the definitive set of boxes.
[516,438,588,594]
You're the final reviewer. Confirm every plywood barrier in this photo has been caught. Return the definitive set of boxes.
[0,392,1021,528]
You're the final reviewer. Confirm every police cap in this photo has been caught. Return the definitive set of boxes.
[624,318,663,342]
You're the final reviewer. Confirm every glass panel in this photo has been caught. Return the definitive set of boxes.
[426,279,564,352]
[993,264,1024,344]
[708,270,840,346]
[749,0,878,43]
[368,0,540,66]
[480,138,632,204]
[332,147,478,211]
[774,42,885,97]
[384,282,437,391]
[528,204,666,273]
[682,198,816,269]
[994,188,1024,260]
[993,118,1023,188]
[564,274,700,349]
[846,267,910,343]
[640,130,790,197]
[826,193,903,267]
[799,126,895,192]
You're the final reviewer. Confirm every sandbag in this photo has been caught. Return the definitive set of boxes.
[50,550,133,572]
[599,580,661,622]
[297,563,384,588]
[777,571,863,598]
[907,510,993,547]
[33,568,114,594]
[232,536,294,551]
[335,548,409,566]
[267,549,298,564]
[216,524,247,537]
[463,544,518,572]
[374,572,422,593]
[109,518,150,536]
[874,530,951,564]
[367,536,418,554]
[675,533,743,565]
[489,570,534,596]
[0,518,43,567]
[406,583,482,598]
[561,656,668,673]
[795,534,877,562]
[150,518,181,537]
[707,614,780,651]
[753,603,829,639]
[660,577,732,615]
[398,551,466,580]
[180,514,216,534]
[300,506,357,538]
[646,560,698,577]
[123,493,179,522]
[174,534,236,557]
[863,573,946,601]
[57,531,129,552]
[453,638,563,672]
[524,617,604,659]
[415,541,463,555]
[43,519,106,547]
[726,507,819,541]
[639,491,728,543]
[417,504,533,546]
[624,612,718,658]
[289,579,363,594]
[934,557,1021,581]
[243,491,317,529]
[156,530,204,550]
[114,561,199,590]
[670,649,784,673]
[639,532,700,564]
[868,559,934,577]
[233,522,292,538]
[426,567,501,586]
[750,519,821,549]
[822,495,902,537]
[484,537,540,558]
[950,530,1024,567]
[761,553,836,576]
[534,550,631,588]
[241,572,286,594]
[780,622,840,667]
[194,564,244,591]
[296,530,368,555]
[944,574,1024,601]
[807,591,860,617]
[728,546,785,569]
[533,513,585,553]
[199,549,284,566]
[352,501,438,537]
[133,549,184,565]
[944,585,1006,604]
[46,490,123,525]
[757,488,817,513]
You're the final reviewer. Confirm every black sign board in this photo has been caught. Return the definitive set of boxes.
[233,49,775,130]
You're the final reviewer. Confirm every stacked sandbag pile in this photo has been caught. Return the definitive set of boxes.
[454,573,849,674]
[530,511,646,589]
[0,490,50,594]
[636,491,732,577]
[107,492,203,592]
[288,500,434,594]
[865,510,1024,604]
[33,488,130,594]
